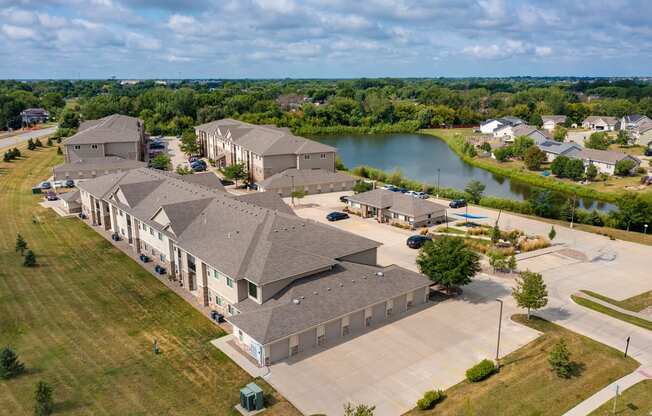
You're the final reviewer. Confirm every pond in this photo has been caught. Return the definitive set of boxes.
[311,133,615,212]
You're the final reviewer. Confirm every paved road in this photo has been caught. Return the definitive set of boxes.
[0,127,57,150]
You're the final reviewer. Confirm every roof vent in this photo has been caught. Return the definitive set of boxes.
[327,287,331,291]
[292,298,300,305]
[339,283,343,287]
[351,279,355,283]
[376,271,384,277]
[301,296,305,299]
[313,291,318,295]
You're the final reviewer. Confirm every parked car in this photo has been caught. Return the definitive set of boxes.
[188,156,200,163]
[45,191,58,201]
[40,181,51,190]
[380,184,397,191]
[449,199,467,208]
[406,235,432,249]
[395,187,408,193]
[149,142,165,149]
[339,195,349,203]
[245,182,258,190]
[64,179,75,188]
[191,163,206,172]
[326,211,349,221]
[407,191,428,199]
[645,147,652,157]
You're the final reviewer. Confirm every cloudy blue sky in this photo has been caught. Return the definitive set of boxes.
[1,0,651,79]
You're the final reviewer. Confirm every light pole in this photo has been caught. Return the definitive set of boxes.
[495,298,503,366]
[436,168,440,199]
[644,224,649,235]
[290,175,295,206]
[570,194,577,229]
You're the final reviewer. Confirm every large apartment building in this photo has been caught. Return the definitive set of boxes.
[55,114,147,180]
[195,119,337,183]
[77,168,431,367]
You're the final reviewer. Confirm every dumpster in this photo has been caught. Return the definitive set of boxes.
[239,382,264,412]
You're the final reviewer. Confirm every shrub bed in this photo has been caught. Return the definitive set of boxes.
[466,359,497,382]
[416,390,444,411]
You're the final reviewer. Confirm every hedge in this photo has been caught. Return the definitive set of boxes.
[416,389,444,410]
[465,359,497,382]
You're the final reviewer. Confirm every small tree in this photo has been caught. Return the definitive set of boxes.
[512,136,535,158]
[179,130,199,156]
[493,146,512,162]
[585,163,598,181]
[34,381,54,416]
[352,181,373,193]
[584,132,610,150]
[465,180,485,204]
[524,146,546,171]
[56,146,62,155]
[490,223,501,244]
[548,226,556,241]
[343,402,375,416]
[507,255,517,273]
[27,138,36,150]
[46,137,53,147]
[416,236,481,293]
[150,154,171,171]
[175,165,193,175]
[35,138,43,147]
[0,347,25,379]
[553,125,567,142]
[15,233,28,254]
[23,250,37,267]
[548,339,572,378]
[550,155,569,177]
[487,249,507,273]
[616,129,630,146]
[512,270,548,319]
[221,163,248,186]
[290,189,306,205]
[615,159,636,176]
[12,147,21,157]
[563,159,585,181]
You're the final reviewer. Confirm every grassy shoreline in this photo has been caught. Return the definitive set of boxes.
[421,128,624,204]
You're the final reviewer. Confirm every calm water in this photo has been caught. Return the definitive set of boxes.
[312,133,615,212]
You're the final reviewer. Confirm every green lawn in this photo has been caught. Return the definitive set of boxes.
[572,295,652,331]
[588,380,652,416]
[580,290,652,313]
[0,145,299,415]
[404,315,639,416]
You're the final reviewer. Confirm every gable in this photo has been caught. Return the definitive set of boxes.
[113,188,129,206]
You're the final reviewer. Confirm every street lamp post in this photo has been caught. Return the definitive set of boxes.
[570,194,577,229]
[291,175,295,206]
[436,168,440,199]
[644,224,649,235]
[495,298,503,366]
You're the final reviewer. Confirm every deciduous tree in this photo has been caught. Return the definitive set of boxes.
[416,236,481,293]
[464,180,485,204]
[512,271,548,319]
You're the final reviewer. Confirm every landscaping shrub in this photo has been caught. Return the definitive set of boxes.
[519,236,550,252]
[465,359,496,382]
[416,389,444,410]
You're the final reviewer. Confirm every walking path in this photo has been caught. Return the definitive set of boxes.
[0,126,57,150]
[574,291,652,323]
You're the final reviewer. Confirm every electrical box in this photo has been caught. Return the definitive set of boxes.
[239,382,264,411]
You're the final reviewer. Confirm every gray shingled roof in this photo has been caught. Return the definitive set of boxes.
[195,118,336,156]
[583,116,619,125]
[65,114,142,145]
[259,168,356,189]
[566,148,640,165]
[538,140,582,155]
[541,115,567,123]
[53,157,146,174]
[348,189,447,218]
[228,261,430,345]
[60,190,80,203]
[78,168,381,285]
[233,192,295,216]
[177,172,225,191]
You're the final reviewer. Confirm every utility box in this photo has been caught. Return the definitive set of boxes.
[239,382,264,412]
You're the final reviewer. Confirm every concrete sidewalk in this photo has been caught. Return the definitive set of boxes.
[574,291,652,322]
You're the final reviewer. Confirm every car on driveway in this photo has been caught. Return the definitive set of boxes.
[380,184,397,191]
[406,235,432,249]
[64,179,75,188]
[45,191,58,201]
[40,181,51,190]
[339,195,349,203]
[326,211,349,221]
[449,199,467,208]
[407,191,428,199]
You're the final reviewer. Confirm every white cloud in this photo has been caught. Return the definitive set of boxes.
[535,46,552,57]
[37,13,68,29]
[1,24,38,41]
[126,32,162,50]
[166,54,192,62]
[254,0,297,14]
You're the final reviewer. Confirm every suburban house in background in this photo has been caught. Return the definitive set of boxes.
[541,115,567,131]
[346,189,447,229]
[20,108,49,126]
[76,168,431,367]
[537,140,583,162]
[582,116,620,131]
[632,122,652,146]
[55,114,147,180]
[258,168,357,197]
[621,114,651,132]
[195,118,337,184]
[494,124,550,143]
[480,116,524,134]
[567,148,640,175]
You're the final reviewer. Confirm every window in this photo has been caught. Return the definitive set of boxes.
[303,154,310,160]
[216,295,223,306]
[320,153,326,159]
[248,281,258,299]
[160,253,166,262]
[226,277,234,288]
[74,145,80,150]
[157,232,163,240]
[239,330,243,342]
[149,227,154,236]
[227,304,234,315]
[91,144,98,149]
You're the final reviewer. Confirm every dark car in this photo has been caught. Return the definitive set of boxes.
[191,163,207,172]
[40,181,51,190]
[339,195,349,203]
[188,156,200,163]
[46,191,58,201]
[449,199,467,208]
[406,235,432,249]
[149,142,165,149]
[64,179,75,188]
[326,211,349,221]
[245,183,258,190]
[645,147,652,157]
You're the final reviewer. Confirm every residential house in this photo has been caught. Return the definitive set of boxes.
[495,124,550,144]
[581,116,620,131]
[60,190,82,214]
[621,115,652,132]
[56,114,147,180]
[632,122,652,146]
[20,108,49,125]
[77,168,431,366]
[537,140,583,162]
[541,115,567,131]
[480,116,524,134]
[565,148,640,175]
[258,168,357,197]
[346,189,447,229]
[195,119,337,183]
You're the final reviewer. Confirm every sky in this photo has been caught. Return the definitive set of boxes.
[1,0,651,79]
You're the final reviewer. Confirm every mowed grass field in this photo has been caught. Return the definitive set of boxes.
[589,380,652,416]
[0,145,299,415]
[404,315,639,416]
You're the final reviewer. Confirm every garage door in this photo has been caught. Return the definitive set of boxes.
[325,319,341,343]
[393,294,407,314]
[269,338,289,364]
[372,302,386,325]
[298,328,317,352]
[348,310,364,333]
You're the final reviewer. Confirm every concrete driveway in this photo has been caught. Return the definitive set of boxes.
[266,275,539,416]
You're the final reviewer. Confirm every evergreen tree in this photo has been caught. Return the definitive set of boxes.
[490,223,501,244]
[512,271,548,319]
[35,138,43,147]
[548,339,572,378]
[56,147,62,155]
[27,138,36,150]
[507,255,517,273]
[15,233,28,254]
[548,226,556,241]
[46,137,53,146]
[12,147,21,157]
[23,250,37,267]
[34,381,54,416]
[0,347,25,379]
